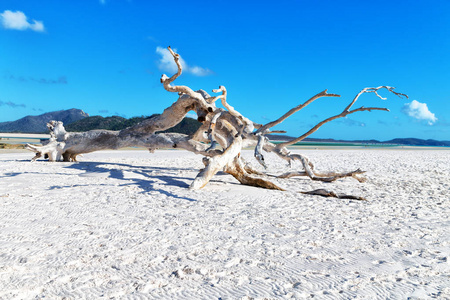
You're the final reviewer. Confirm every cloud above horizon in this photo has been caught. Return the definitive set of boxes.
[156,47,212,76]
[402,100,437,125]
[7,74,67,84]
[0,10,45,32]
[339,117,366,127]
[32,76,67,84]
[0,100,26,108]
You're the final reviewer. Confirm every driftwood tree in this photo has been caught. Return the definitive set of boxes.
[26,47,408,198]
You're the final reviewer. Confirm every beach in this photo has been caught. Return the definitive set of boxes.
[0,149,449,299]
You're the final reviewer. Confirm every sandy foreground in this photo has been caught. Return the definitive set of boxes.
[0,149,449,299]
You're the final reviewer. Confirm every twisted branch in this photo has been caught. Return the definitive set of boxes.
[160,46,214,114]
[25,46,410,200]
[257,90,340,134]
[276,86,407,149]
[344,86,408,112]
[212,86,255,133]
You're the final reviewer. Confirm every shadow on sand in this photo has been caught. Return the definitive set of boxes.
[50,161,201,202]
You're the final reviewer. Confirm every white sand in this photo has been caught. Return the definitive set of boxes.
[0,149,449,299]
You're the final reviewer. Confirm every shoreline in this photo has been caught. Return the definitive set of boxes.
[2,133,449,150]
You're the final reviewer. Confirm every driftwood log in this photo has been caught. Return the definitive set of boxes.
[26,47,408,197]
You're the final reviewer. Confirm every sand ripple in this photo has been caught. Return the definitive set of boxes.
[0,149,449,299]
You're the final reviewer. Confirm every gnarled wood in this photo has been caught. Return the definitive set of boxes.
[26,46,408,198]
[225,156,284,191]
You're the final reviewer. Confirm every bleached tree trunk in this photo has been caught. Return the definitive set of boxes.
[26,47,408,198]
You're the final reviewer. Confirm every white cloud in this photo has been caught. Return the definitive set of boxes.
[156,46,183,74]
[0,10,45,32]
[156,47,212,76]
[402,100,437,125]
[189,66,212,76]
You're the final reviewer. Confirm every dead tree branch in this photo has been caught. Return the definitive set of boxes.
[26,46,409,199]
[257,90,340,134]
[276,86,407,149]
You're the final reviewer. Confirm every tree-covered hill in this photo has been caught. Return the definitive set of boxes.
[65,114,202,135]
[0,109,89,133]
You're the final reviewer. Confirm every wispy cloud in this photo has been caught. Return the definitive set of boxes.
[7,74,67,84]
[99,0,131,5]
[402,100,437,125]
[0,100,26,108]
[146,36,159,43]
[31,76,68,84]
[378,120,398,126]
[7,75,27,82]
[338,117,366,127]
[378,117,402,127]
[0,10,45,32]
[156,47,212,76]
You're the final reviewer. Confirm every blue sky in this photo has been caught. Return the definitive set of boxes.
[1,0,449,141]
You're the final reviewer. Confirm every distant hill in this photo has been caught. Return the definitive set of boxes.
[66,114,202,135]
[0,109,89,133]
[267,135,450,147]
[303,137,450,146]
[65,115,146,132]
[383,138,450,147]
[0,110,202,135]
